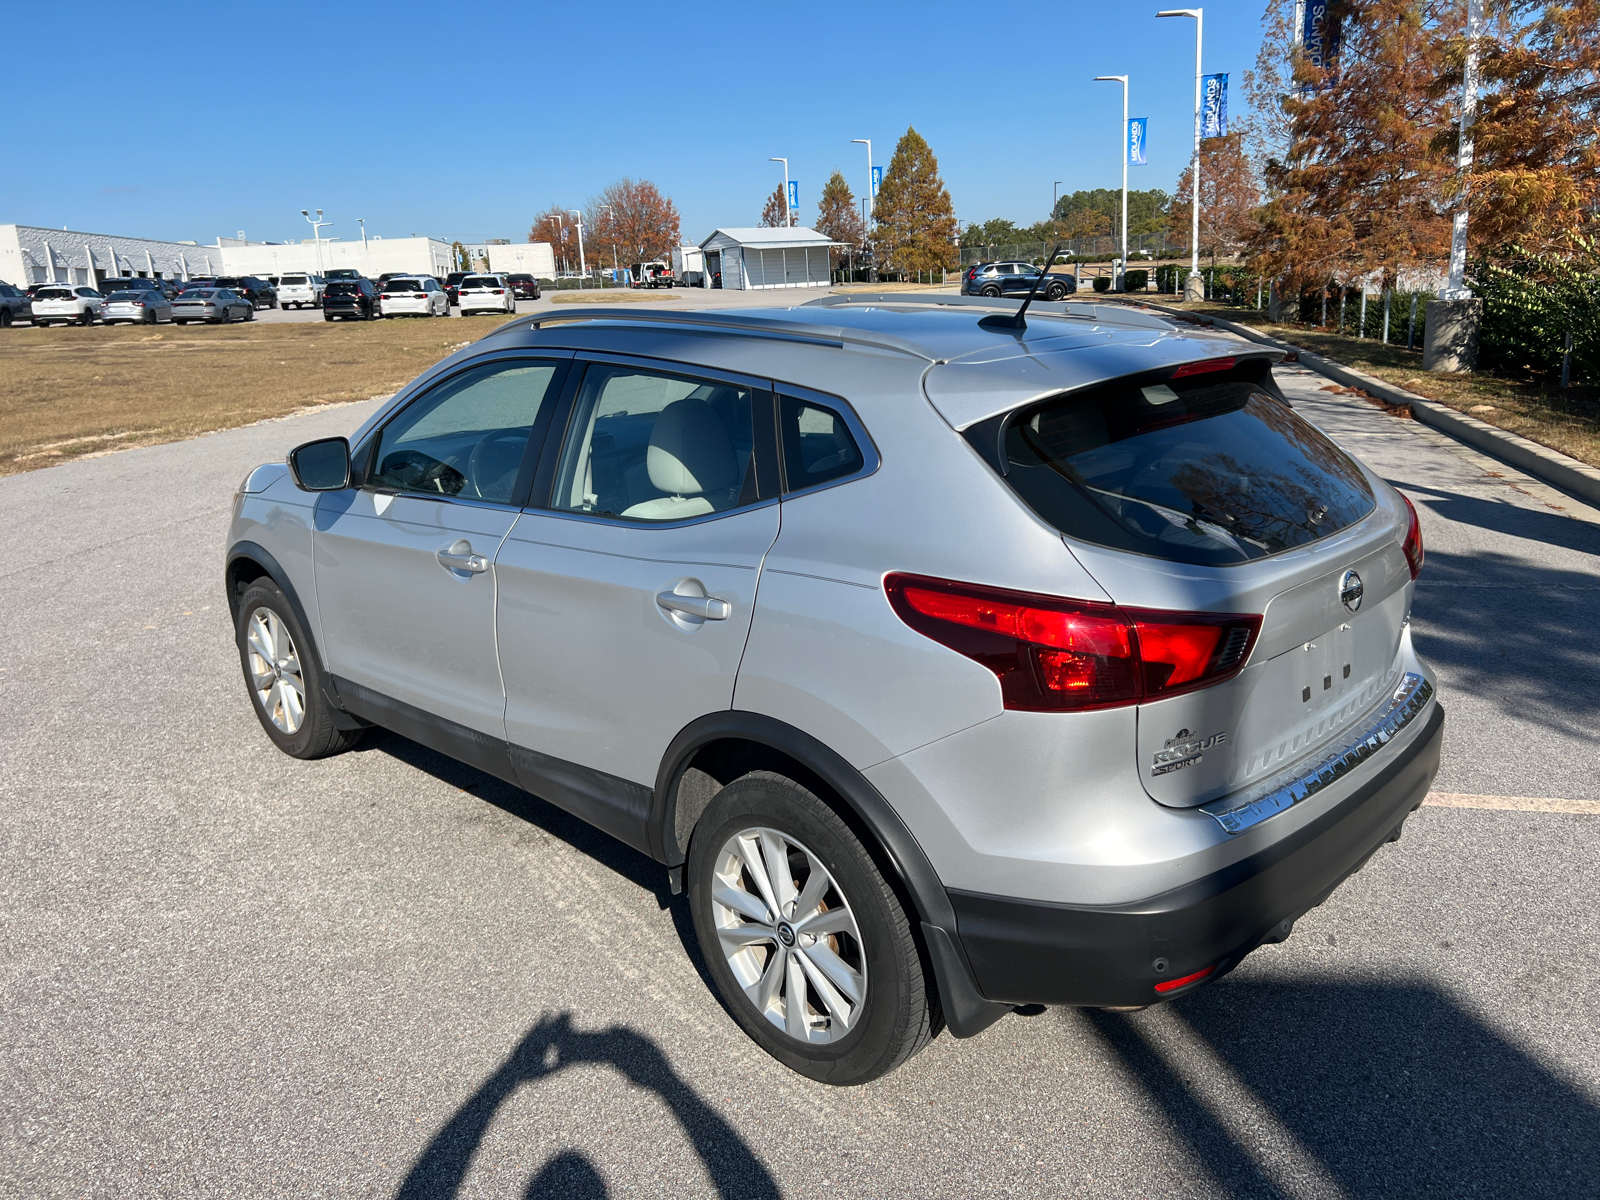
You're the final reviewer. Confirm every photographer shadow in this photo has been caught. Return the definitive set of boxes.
[395,1011,780,1200]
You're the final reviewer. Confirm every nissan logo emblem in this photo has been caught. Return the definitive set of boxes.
[1339,569,1364,613]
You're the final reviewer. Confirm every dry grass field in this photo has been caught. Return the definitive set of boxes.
[0,315,518,475]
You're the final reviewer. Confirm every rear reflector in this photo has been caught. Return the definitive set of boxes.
[1400,493,1424,580]
[1171,356,1237,378]
[1154,964,1216,994]
[885,574,1260,712]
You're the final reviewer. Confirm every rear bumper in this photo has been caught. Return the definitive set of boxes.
[949,701,1444,1007]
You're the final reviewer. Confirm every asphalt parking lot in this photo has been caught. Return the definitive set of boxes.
[2,320,1597,1197]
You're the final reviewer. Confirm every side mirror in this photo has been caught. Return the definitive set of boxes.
[287,436,352,491]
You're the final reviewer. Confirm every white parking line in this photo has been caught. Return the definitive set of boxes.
[1424,792,1600,815]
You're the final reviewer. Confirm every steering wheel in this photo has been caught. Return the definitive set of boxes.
[467,429,528,500]
[379,449,465,495]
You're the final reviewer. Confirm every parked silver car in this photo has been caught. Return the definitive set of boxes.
[102,289,173,325]
[226,297,1442,1084]
[173,288,253,325]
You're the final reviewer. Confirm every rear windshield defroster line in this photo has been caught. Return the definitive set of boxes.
[972,375,1376,567]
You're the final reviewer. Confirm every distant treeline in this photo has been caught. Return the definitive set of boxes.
[961,188,1172,249]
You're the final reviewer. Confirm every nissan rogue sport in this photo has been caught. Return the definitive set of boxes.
[225,296,1443,1084]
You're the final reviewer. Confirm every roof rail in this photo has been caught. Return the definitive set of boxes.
[805,292,1181,331]
[488,306,937,361]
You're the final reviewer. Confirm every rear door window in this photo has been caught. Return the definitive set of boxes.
[990,376,1375,565]
[778,395,864,493]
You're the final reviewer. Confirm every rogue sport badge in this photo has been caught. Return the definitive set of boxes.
[1339,569,1364,613]
[1151,727,1228,775]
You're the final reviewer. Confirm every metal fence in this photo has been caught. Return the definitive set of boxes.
[957,232,1185,267]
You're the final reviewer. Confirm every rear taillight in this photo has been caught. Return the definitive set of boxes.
[885,574,1260,712]
[1400,493,1424,580]
[966,268,977,280]
[492,289,504,295]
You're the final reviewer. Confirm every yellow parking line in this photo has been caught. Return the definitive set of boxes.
[1424,792,1600,815]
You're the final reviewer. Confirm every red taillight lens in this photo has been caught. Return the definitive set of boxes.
[967,268,977,280]
[885,575,1259,711]
[1154,964,1215,994]
[493,289,504,294]
[1171,356,1237,378]
[1400,493,1424,580]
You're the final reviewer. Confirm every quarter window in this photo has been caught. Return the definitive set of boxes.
[779,396,863,492]
[549,365,756,522]
[369,360,563,504]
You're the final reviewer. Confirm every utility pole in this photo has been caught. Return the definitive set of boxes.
[1157,8,1204,300]
[1094,75,1130,291]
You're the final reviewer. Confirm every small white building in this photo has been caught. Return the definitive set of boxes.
[0,224,223,287]
[699,227,836,290]
[487,242,557,279]
[218,236,452,280]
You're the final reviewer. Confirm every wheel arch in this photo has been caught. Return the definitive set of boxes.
[652,710,1010,1038]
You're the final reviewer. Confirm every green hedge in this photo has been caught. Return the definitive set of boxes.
[1475,238,1598,383]
[1124,269,1148,291]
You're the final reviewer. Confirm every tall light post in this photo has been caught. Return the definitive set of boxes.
[600,204,619,272]
[1094,75,1130,291]
[851,139,874,227]
[301,208,329,278]
[769,158,791,227]
[1445,0,1484,298]
[1156,8,1204,300]
[569,210,587,277]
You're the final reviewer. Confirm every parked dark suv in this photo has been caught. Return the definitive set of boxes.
[443,271,469,306]
[215,276,278,310]
[962,261,1077,301]
[506,273,541,300]
[0,281,31,327]
[322,278,380,321]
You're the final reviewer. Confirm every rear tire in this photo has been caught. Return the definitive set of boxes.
[235,578,364,760]
[687,771,935,1085]
[980,285,1001,298]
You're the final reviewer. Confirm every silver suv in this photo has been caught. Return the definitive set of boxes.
[226,298,1443,1084]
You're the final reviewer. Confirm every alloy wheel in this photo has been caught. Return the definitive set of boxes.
[246,607,306,734]
[710,827,867,1044]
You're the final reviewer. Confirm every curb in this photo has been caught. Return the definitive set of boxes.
[1119,298,1600,510]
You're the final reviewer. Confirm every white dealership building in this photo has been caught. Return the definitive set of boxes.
[699,227,837,290]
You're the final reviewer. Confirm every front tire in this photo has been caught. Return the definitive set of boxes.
[687,772,935,1085]
[235,578,363,760]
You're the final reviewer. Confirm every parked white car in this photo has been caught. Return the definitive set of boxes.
[379,276,448,318]
[278,274,325,309]
[457,274,516,316]
[31,285,103,327]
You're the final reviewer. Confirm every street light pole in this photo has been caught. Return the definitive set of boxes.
[1156,8,1204,299]
[1445,0,1484,298]
[769,158,790,227]
[600,204,618,273]
[301,208,329,278]
[569,210,586,277]
[851,139,873,227]
[1094,75,1130,291]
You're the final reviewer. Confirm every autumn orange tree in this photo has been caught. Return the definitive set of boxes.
[873,127,959,274]
[1171,132,1262,265]
[585,179,681,266]
[1250,0,1462,292]
[816,170,866,265]
[1439,0,1600,252]
[759,185,789,228]
[529,205,579,273]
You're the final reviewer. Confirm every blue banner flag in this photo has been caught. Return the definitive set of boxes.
[1302,1,1341,75]
[1200,73,1228,139]
[787,180,799,210]
[871,165,881,196]
[1127,117,1148,165]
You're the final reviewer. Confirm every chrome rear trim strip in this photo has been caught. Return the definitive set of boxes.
[1202,672,1435,835]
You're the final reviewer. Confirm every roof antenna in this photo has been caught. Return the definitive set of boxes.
[979,241,1064,331]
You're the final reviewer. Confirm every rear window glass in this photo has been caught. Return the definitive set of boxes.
[779,396,863,492]
[281,275,309,284]
[35,288,73,299]
[183,290,217,299]
[106,291,145,301]
[384,279,422,291]
[326,282,360,295]
[461,277,498,288]
[993,378,1375,565]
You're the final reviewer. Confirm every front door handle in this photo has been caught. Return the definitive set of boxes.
[437,539,488,574]
[656,590,731,621]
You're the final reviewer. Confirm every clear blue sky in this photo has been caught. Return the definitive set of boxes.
[3,1,1268,247]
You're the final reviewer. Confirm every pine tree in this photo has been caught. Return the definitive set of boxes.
[760,185,789,228]
[816,171,866,266]
[872,127,959,274]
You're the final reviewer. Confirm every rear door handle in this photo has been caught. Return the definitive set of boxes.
[437,539,488,574]
[656,590,731,621]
